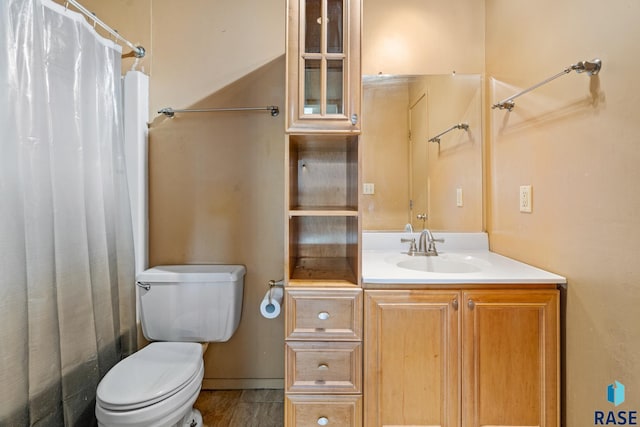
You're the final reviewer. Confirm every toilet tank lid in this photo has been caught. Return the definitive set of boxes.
[137,265,246,283]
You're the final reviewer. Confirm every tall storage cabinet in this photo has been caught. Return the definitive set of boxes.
[284,0,362,425]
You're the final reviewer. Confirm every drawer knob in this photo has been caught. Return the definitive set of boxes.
[318,311,330,320]
[317,416,329,426]
[317,363,329,370]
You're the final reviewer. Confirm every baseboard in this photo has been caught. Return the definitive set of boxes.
[202,378,284,390]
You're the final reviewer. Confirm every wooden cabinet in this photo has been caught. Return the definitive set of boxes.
[364,287,560,427]
[286,0,361,132]
[284,1,362,424]
[285,288,363,426]
[461,290,560,427]
[285,0,362,285]
[285,288,363,340]
[286,341,362,394]
[364,290,460,427]
[286,395,362,426]
[286,134,360,285]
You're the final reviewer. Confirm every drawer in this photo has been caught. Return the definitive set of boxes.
[285,288,363,341]
[285,395,362,427]
[286,342,362,394]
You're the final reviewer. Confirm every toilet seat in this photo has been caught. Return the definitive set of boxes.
[97,342,203,411]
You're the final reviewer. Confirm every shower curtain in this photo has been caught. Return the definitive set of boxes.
[0,0,137,425]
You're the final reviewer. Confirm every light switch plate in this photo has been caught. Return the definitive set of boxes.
[456,188,463,207]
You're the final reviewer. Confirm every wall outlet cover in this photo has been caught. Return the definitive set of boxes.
[363,183,375,195]
[519,185,532,213]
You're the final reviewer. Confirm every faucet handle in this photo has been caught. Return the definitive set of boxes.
[400,238,417,254]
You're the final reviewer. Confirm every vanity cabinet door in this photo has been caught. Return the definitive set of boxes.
[461,290,560,427]
[364,290,460,427]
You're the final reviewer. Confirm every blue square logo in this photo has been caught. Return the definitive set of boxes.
[608,381,626,407]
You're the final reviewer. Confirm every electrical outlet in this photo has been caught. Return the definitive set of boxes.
[519,185,532,213]
[363,183,375,195]
[456,188,463,207]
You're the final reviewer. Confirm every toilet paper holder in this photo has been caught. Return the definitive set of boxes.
[267,279,284,304]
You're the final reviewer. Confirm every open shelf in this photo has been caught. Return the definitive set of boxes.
[289,207,359,216]
[288,134,359,212]
[287,215,359,285]
[289,257,358,285]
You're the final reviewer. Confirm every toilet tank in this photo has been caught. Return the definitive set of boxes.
[136,265,245,342]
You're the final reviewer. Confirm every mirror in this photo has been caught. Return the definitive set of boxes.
[361,74,483,232]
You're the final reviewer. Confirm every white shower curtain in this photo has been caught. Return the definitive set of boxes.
[0,0,137,425]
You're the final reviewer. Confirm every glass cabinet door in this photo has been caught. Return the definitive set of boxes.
[302,0,345,117]
[287,0,360,132]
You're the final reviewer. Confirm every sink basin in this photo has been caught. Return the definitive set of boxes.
[393,255,490,274]
[396,257,481,273]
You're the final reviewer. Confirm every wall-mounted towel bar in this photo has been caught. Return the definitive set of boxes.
[158,106,280,118]
[492,58,602,111]
[428,123,469,144]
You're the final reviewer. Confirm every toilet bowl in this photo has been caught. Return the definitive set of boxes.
[95,265,245,427]
[96,342,204,427]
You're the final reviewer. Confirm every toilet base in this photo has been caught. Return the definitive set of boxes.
[180,409,202,427]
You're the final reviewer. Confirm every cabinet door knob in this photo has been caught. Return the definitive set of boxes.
[317,417,329,425]
[318,311,330,320]
[452,298,458,310]
[318,363,329,370]
[468,299,475,310]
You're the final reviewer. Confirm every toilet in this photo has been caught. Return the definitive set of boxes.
[95,264,245,427]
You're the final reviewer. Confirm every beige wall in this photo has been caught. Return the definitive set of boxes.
[149,0,284,119]
[146,2,285,387]
[78,0,286,387]
[148,58,285,387]
[60,0,152,75]
[363,0,485,75]
[486,0,640,422]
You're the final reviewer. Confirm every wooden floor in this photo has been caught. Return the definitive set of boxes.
[194,389,284,427]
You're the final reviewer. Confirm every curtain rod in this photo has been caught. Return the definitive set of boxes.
[428,123,469,144]
[158,106,280,118]
[492,58,601,111]
[65,0,145,58]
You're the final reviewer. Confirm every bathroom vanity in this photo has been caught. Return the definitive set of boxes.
[284,229,565,426]
[361,232,565,427]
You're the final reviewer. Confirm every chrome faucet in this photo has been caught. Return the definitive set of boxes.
[418,229,444,256]
[400,229,444,256]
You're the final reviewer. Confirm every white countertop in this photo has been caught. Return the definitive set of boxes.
[362,232,566,285]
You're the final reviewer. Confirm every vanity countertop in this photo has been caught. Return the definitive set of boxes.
[362,232,567,285]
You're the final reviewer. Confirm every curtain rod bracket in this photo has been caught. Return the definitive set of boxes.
[65,0,146,58]
[134,46,146,59]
